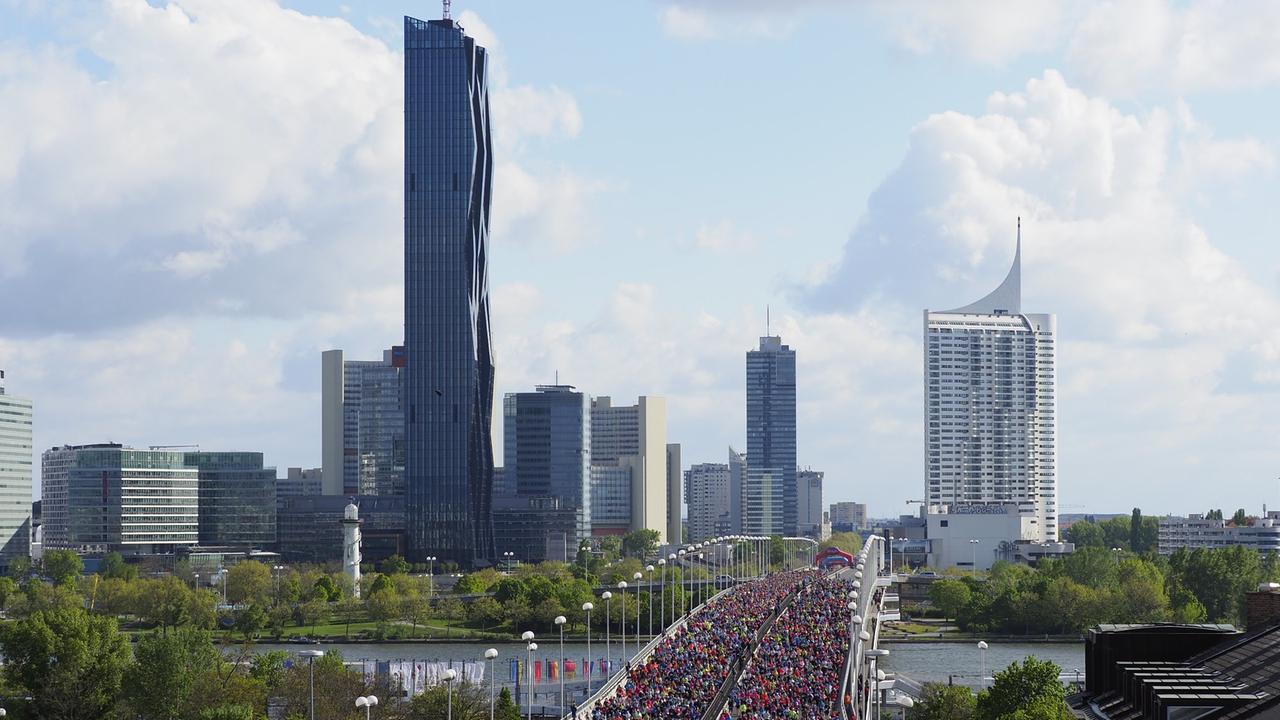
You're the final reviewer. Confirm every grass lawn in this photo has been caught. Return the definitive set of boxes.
[885,622,940,635]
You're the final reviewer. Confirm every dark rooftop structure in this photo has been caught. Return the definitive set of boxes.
[1070,620,1280,719]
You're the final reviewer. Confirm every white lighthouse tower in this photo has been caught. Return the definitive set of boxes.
[342,501,362,598]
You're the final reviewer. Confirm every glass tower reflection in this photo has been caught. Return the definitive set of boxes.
[403,14,495,565]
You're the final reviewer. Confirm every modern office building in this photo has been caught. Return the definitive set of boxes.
[796,469,823,539]
[494,386,592,563]
[830,501,867,533]
[745,335,797,536]
[0,371,32,571]
[666,443,682,545]
[277,467,323,510]
[277,494,405,564]
[41,444,198,555]
[589,460,642,536]
[589,396,668,541]
[924,221,1058,541]
[728,446,746,534]
[184,452,276,548]
[322,347,406,497]
[685,462,731,543]
[403,11,495,565]
[1158,512,1280,555]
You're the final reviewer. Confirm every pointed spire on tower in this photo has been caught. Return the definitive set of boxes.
[941,217,1022,315]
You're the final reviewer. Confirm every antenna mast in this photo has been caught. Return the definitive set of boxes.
[443,0,451,21]
[767,305,771,336]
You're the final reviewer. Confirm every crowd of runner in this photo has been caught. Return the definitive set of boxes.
[720,573,853,719]
[588,570,808,720]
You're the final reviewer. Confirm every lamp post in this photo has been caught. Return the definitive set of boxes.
[969,539,980,575]
[426,555,437,596]
[554,614,567,712]
[631,572,643,644]
[978,641,989,688]
[602,591,612,675]
[645,565,654,638]
[485,648,499,720]
[657,559,667,632]
[676,550,686,616]
[617,580,628,662]
[298,649,325,720]
[273,564,284,601]
[193,572,199,591]
[503,551,515,573]
[355,694,379,720]
[887,532,894,576]
[581,603,594,696]
[697,553,705,606]
[521,633,536,720]
[865,648,890,720]
[443,669,457,720]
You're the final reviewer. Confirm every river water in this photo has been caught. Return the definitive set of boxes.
[881,641,1085,688]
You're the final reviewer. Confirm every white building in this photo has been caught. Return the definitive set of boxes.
[590,396,668,542]
[924,221,1058,542]
[685,462,730,543]
[1158,513,1280,555]
[0,370,32,572]
[830,501,867,532]
[926,503,1040,572]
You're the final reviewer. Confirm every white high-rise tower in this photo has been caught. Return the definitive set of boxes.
[924,220,1058,541]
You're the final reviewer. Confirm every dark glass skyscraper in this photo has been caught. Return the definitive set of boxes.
[745,336,797,536]
[403,14,495,565]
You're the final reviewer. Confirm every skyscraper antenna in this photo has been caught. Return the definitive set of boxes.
[767,305,771,336]
[443,0,451,21]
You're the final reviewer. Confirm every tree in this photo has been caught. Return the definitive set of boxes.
[908,683,976,720]
[225,561,272,606]
[977,657,1067,720]
[496,687,521,720]
[622,529,661,559]
[101,552,139,581]
[401,589,431,637]
[0,607,133,720]
[1129,509,1142,553]
[274,650,402,720]
[313,575,340,602]
[818,532,863,556]
[928,578,972,622]
[380,554,411,576]
[367,586,401,625]
[0,575,16,607]
[369,573,394,596]
[43,549,84,585]
[1065,520,1104,548]
[234,604,268,639]
[1231,508,1250,527]
[124,627,221,720]
[1097,516,1132,551]
[409,681,492,719]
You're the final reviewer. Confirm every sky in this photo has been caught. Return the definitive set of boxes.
[1,0,1278,519]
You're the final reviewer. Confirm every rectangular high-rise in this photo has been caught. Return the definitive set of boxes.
[322,347,406,497]
[0,371,32,571]
[745,336,796,536]
[589,396,668,541]
[796,469,823,539]
[403,13,495,565]
[924,222,1058,541]
[184,452,276,548]
[665,443,682,545]
[685,462,730,543]
[494,386,592,563]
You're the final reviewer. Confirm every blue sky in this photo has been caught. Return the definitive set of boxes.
[1,0,1278,518]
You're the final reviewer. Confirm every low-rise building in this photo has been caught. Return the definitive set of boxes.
[926,503,1039,572]
[1157,512,1280,555]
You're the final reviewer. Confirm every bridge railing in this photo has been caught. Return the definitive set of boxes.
[841,535,887,720]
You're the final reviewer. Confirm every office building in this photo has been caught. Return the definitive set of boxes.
[728,446,746,534]
[685,462,730,543]
[796,469,823,539]
[322,347,406,497]
[184,452,276,548]
[277,467,323,511]
[494,386,592,563]
[589,396,668,541]
[41,444,198,555]
[746,335,796,536]
[1158,512,1280,555]
[666,443,682,545]
[924,222,1058,541]
[0,371,32,571]
[589,460,642,536]
[830,501,867,533]
[403,11,496,565]
[277,495,405,564]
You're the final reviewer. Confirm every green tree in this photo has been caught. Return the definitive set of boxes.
[195,706,256,720]
[234,604,268,639]
[101,552,139,581]
[622,529,661,559]
[225,561,273,606]
[124,627,220,720]
[1231,508,1250,527]
[1065,520,1104,548]
[468,596,505,627]
[369,573,394,596]
[976,657,1067,720]
[1205,509,1223,521]
[367,586,400,625]
[769,535,785,568]
[496,687,521,720]
[401,589,431,637]
[380,554,411,576]
[0,607,133,720]
[313,575,339,602]
[409,681,492,719]
[928,578,972,622]
[0,575,16,607]
[818,532,863,557]
[43,549,84,585]
[1097,516,1132,551]
[908,683,976,720]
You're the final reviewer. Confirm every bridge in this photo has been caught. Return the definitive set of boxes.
[544,535,901,720]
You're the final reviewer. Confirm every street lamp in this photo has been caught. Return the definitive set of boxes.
[617,580,629,662]
[657,559,667,632]
[503,551,515,572]
[602,591,612,674]
[443,668,457,720]
[887,532,894,575]
[298,649,325,720]
[645,565,655,638]
[426,555,437,596]
[970,539,980,574]
[521,633,536,720]
[582,603,594,696]
[554,615,567,712]
[978,641,989,688]
[677,550,687,616]
[273,564,284,600]
[865,648,890,720]
[484,648,499,720]
[696,553,705,606]
[631,572,643,644]
[355,694,379,720]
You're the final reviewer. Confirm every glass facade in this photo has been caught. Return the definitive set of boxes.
[184,452,276,548]
[746,336,797,536]
[341,348,405,496]
[494,386,591,562]
[277,495,405,564]
[0,373,32,571]
[403,15,495,565]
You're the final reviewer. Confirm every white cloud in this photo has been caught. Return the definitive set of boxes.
[876,0,1071,65]
[693,219,756,253]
